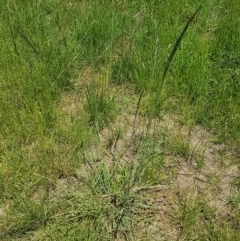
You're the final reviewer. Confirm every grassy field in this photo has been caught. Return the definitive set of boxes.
[1,0,240,240]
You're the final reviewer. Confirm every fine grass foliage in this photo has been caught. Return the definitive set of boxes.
[1,0,240,240]
[85,81,116,130]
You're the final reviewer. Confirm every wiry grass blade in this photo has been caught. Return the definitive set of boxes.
[160,6,202,92]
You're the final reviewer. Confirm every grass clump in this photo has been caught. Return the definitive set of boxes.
[85,81,116,130]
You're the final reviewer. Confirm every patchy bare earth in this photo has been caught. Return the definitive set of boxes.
[53,77,240,240]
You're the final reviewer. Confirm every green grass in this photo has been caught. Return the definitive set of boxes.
[1,0,240,240]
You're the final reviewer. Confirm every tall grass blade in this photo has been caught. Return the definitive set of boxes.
[159,6,202,92]
[135,7,201,118]
[14,25,41,57]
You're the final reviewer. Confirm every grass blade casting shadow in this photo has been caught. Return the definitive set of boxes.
[159,6,202,92]
[14,25,41,57]
[134,6,202,119]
